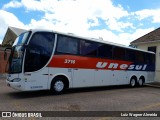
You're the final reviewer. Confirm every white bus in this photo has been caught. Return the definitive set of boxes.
[5,29,155,94]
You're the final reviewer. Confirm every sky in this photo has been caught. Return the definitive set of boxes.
[0,0,160,45]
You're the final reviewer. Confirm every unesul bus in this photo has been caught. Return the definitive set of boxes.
[5,29,155,94]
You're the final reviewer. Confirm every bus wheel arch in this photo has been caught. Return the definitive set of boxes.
[50,75,69,94]
[130,76,137,87]
[138,76,145,86]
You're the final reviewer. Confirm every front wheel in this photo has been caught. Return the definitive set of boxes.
[51,78,65,94]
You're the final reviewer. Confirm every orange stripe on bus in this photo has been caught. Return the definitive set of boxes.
[47,55,133,70]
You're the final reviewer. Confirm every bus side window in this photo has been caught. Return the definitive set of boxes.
[146,53,155,64]
[56,35,78,55]
[125,49,136,61]
[113,47,125,60]
[135,51,145,63]
[79,40,98,57]
[98,44,113,58]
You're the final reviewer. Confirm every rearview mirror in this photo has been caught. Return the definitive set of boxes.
[4,48,11,60]
[4,51,7,60]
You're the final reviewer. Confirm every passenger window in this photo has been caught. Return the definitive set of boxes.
[146,53,155,64]
[113,47,125,60]
[80,40,98,57]
[135,51,145,63]
[56,35,78,55]
[126,49,136,61]
[98,44,113,58]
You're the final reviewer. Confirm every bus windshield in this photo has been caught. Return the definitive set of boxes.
[6,32,30,73]
[8,46,24,73]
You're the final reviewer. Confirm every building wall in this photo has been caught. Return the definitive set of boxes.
[136,42,160,82]
[0,46,10,73]
[0,50,7,73]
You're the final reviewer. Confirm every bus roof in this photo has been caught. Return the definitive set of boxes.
[29,29,155,55]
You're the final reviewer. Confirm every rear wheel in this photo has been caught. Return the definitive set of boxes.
[138,78,144,87]
[51,77,65,94]
[130,78,136,87]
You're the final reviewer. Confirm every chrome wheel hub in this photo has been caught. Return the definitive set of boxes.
[54,81,64,92]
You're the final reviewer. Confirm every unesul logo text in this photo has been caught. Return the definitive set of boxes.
[96,62,147,70]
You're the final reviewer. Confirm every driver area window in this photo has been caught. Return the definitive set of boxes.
[25,32,55,72]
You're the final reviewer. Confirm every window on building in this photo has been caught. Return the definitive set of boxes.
[148,46,157,53]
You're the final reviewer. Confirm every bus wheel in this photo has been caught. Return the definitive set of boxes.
[130,78,136,87]
[51,78,65,94]
[138,78,144,87]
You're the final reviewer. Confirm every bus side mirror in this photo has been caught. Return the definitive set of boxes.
[4,51,7,60]
[4,48,12,60]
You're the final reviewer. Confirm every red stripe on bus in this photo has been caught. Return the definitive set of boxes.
[47,55,133,70]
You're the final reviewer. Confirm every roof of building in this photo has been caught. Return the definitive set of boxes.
[9,26,26,36]
[2,26,26,46]
[131,27,160,45]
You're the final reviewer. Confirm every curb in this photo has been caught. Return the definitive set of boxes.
[146,84,160,88]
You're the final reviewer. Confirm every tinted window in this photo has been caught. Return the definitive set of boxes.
[126,49,136,61]
[57,35,78,55]
[135,51,145,63]
[148,46,156,53]
[98,44,113,58]
[113,47,125,60]
[80,40,98,57]
[25,32,55,72]
[146,53,155,64]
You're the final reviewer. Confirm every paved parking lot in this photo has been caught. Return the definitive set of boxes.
[0,78,160,119]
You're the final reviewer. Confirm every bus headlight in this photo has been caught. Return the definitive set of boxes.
[12,78,21,82]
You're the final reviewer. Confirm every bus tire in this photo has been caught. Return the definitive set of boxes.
[138,78,144,87]
[130,78,136,87]
[51,77,65,94]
